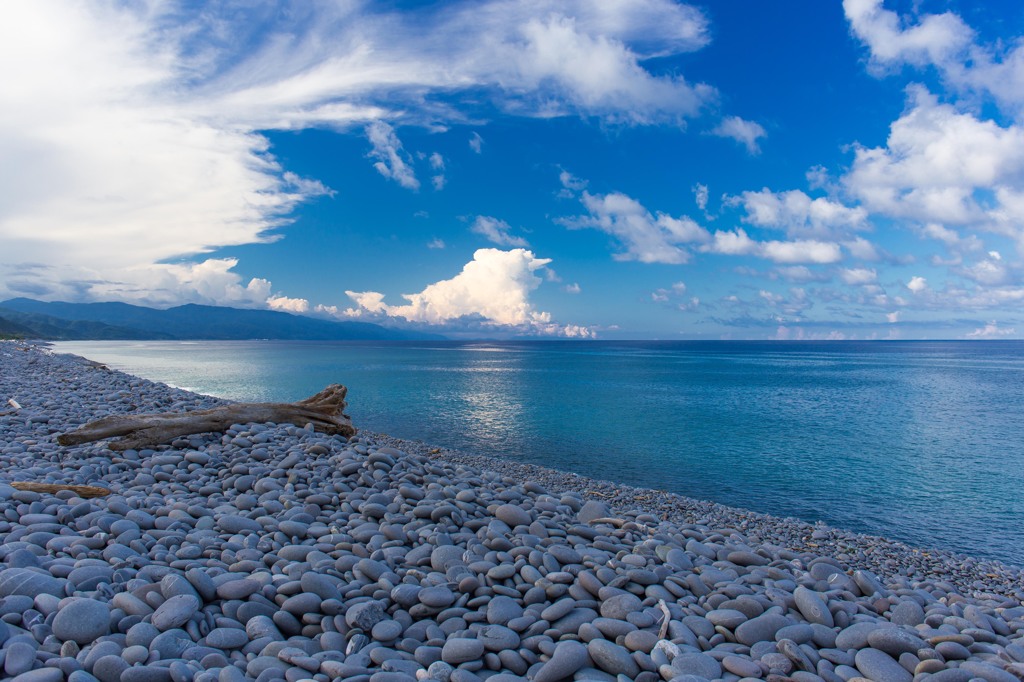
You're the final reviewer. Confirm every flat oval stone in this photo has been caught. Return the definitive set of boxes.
[866,628,926,656]
[672,652,722,679]
[735,612,793,646]
[441,638,484,664]
[216,578,260,600]
[600,592,642,620]
[588,638,640,677]
[0,568,64,597]
[890,601,925,626]
[495,504,531,527]
[836,622,883,650]
[52,597,111,644]
[217,514,261,534]
[855,648,911,682]
[419,586,456,608]
[205,627,249,649]
[478,624,520,651]
[794,586,834,627]
[151,594,200,631]
[707,608,748,629]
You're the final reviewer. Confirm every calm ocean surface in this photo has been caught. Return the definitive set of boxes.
[54,340,1024,566]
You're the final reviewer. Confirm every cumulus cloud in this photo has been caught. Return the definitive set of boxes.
[966,321,1016,339]
[844,0,1024,117]
[734,189,869,239]
[366,122,420,190]
[843,88,1024,231]
[471,216,529,248]
[703,229,843,264]
[840,267,877,285]
[564,190,710,264]
[0,0,718,305]
[266,295,310,313]
[343,248,591,336]
[907,276,928,292]
[710,116,767,154]
[429,152,446,191]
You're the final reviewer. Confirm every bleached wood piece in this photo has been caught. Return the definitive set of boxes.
[57,384,355,451]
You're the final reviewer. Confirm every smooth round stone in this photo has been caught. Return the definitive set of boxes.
[11,670,65,682]
[722,655,762,678]
[735,613,793,646]
[623,630,659,653]
[93,655,131,682]
[935,641,970,660]
[866,628,926,656]
[706,608,748,630]
[487,596,523,625]
[854,648,911,682]
[372,620,404,641]
[4,641,36,676]
[495,505,531,528]
[477,624,520,652]
[419,586,456,609]
[794,586,834,627]
[599,593,642,620]
[217,515,261,534]
[926,670,973,682]
[890,601,925,626]
[835,623,882,650]
[441,638,484,664]
[282,592,321,614]
[672,652,722,679]
[587,639,639,677]
[776,623,815,644]
[53,597,111,644]
[533,640,589,682]
[151,594,200,631]
[206,627,249,649]
[0,567,64,597]
[727,550,769,567]
[216,579,261,600]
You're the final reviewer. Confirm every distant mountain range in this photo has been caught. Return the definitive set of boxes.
[0,298,444,341]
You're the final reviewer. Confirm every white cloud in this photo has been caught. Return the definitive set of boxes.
[693,183,709,211]
[267,295,310,313]
[704,229,843,264]
[710,116,767,154]
[886,311,900,323]
[565,190,710,264]
[427,238,446,249]
[366,122,420,190]
[471,216,529,247]
[0,0,718,306]
[844,0,1024,116]
[469,132,484,154]
[840,267,877,285]
[966,321,1016,339]
[844,89,1024,229]
[565,283,581,294]
[343,248,589,336]
[907,276,927,293]
[735,188,868,239]
[843,0,973,71]
[843,237,882,261]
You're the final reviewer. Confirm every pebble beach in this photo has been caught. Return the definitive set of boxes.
[0,341,1022,682]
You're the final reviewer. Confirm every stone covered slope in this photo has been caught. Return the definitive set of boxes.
[0,342,1022,682]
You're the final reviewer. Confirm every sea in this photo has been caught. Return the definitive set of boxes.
[54,339,1024,567]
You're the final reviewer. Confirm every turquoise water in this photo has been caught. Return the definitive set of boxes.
[55,340,1024,566]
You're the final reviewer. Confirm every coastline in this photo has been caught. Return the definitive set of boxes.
[1,340,1022,682]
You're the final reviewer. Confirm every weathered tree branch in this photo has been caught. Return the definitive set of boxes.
[57,384,355,451]
[10,482,111,498]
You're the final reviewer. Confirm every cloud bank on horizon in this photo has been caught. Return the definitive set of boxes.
[1,0,1023,339]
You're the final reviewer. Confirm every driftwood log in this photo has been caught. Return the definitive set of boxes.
[58,384,355,451]
[10,482,111,498]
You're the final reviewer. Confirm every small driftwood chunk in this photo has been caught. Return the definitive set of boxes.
[10,482,111,498]
[57,384,355,451]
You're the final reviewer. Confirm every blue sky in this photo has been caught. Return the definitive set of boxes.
[2,1,1024,339]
